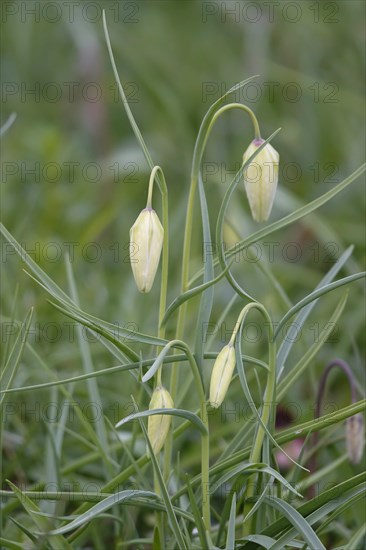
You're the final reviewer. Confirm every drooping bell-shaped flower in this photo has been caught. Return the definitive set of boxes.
[129,208,164,293]
[147,385,174,454]
[242,138,279,222]
[209,343,236,408]
[346,413,364,464]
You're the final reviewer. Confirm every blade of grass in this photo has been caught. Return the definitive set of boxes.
[39,490,159,536]
[264,496,326,550]
[276,245,354,378]
[134,400,189,550]
[193,175,215,373]
[0,308,33,408]
[6,481,72,549]
[0,351,266,395]
[115,407,207,435]
[266,483,366,549]
[65,256,111,479]
[345,523,366,550]
[185,475,210,548]
[225,493,237,550]
[161,260,231,328]
[277,290,349,400]
[189,164,366,287]
[274,272,365,339]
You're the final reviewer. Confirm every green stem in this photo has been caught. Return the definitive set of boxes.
[237,304,276,535]
[146,166,169,541]
[167,102,260,531]
[201,419,211,529]
[159,339,210,528]
[146,166,169,344]
[172,103,261,395]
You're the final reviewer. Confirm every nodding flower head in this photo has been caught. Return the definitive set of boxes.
[242,138,279,222]
[346,413,364,465]
[129,208,164,293]
[147,385,174,454]
[209,344,236,408]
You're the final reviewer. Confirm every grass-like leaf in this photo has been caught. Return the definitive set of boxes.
[212,462,302,498]
[134,401,189,550]
[274,271,365,339]
[7,481,72,549]
[115,407,208,435]
[264,496,326,550]
[276,245,354,378]
[277,290,349,399]
[185,475,210,548]
[225,492,237,550]
[189,163,366,287]
[0,308,33,408]
[65,257,111,479]
[39,490,159,536]
[345,523,366,550]
[161,259,232,328]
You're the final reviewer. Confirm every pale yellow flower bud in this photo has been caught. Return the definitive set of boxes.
[243,139,279,222]
[209,344,236,408]
[346,413,364,464]
[129,208,164,293]
[148,385,173,454]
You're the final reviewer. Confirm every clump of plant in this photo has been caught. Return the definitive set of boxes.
[1,10,365,550]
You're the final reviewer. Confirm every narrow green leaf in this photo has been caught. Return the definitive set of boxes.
[115,407,208,435]
[9,516,37,544]
[264,496,326,550]
[194,175,215,373]
[135,402,189,550]
[316,485,365,535]
[185,475,209,548]
[258,474,366,540]
[276,245,353,378]
[238,535,277,548]
[212,463,301,498]
[0,112,17,136]
[65,257,111,478]
[0,308,33,408]
[41,490,158,535]
[48,300,140,362]
[277,290,349,400]
[345,523,366,550]
[274,272,365,339]
[267,483,366,549]
[161,260,232,327]
[189,163,366,287]
[235,318,306,470]
[0,222,73,305]
[225,493,237,550]
[48,297,165,348]
[0,538,25,550]
[7,481,72,549]
[0,351,266,395]
[172,402,366,504]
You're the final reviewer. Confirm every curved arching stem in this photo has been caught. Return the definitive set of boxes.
[146,166,169,384]
[233,302,277,535]
[231,302,276,460]
[172,103,261,395]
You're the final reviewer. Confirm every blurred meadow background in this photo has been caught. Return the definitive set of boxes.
[1,0,365,547]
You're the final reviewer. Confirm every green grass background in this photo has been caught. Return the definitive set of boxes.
[1,0,365,546]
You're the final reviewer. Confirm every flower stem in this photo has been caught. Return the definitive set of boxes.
[235,303,276,535]
[171,103,261,396]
